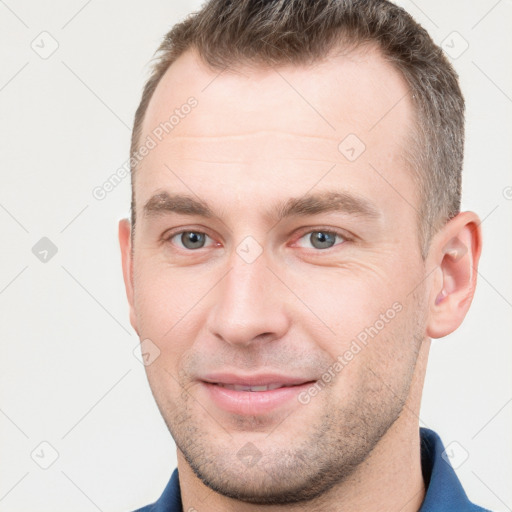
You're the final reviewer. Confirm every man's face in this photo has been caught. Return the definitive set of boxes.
[123,47,430,503]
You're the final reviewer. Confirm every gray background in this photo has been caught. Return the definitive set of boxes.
[0,1,511,511]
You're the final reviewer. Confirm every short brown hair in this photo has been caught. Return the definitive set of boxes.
[130,0,465,256]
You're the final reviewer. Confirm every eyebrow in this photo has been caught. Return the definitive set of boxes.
[143,191,380,222]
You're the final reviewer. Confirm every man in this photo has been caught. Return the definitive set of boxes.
[119,0,488,510]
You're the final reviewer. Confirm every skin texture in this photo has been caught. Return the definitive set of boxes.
[120,45,482,511]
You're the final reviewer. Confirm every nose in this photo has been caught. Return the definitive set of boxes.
[205,248,291,348]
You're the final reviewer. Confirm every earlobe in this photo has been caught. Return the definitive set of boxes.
[426,212,482,339]
[118,219,139,335]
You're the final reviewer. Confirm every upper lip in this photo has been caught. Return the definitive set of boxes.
[200,373,314,387]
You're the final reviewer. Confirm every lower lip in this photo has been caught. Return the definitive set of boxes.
[201,382,314,415]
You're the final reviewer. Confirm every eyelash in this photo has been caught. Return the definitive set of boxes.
[162,227,352,251]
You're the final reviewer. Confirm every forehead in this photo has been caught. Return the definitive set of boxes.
[136,45,417,217]
[143,44,413,137]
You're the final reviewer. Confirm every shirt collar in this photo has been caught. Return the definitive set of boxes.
[418,427,489,511]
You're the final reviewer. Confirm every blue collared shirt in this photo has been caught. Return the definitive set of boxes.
[132,428,491,511]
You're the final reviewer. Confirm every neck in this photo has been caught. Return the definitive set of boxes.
[179,339,430,512]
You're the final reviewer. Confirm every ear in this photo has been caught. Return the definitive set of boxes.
[426,211,482,339]
[119,218,139,336]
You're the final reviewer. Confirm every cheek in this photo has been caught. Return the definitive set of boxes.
[283,260,402,336]
[290,256,424,366]
[319,295,423,413]
[132,262,210,353]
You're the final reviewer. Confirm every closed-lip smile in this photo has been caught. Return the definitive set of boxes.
[199,373,316,415]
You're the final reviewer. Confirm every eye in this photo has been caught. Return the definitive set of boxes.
[296,230,347,250]
[167,230,215,250]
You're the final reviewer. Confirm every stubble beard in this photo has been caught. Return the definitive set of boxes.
[153,296,426,505]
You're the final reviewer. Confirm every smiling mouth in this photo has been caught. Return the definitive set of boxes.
[214,383,303,391]
[200,378,316,415]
